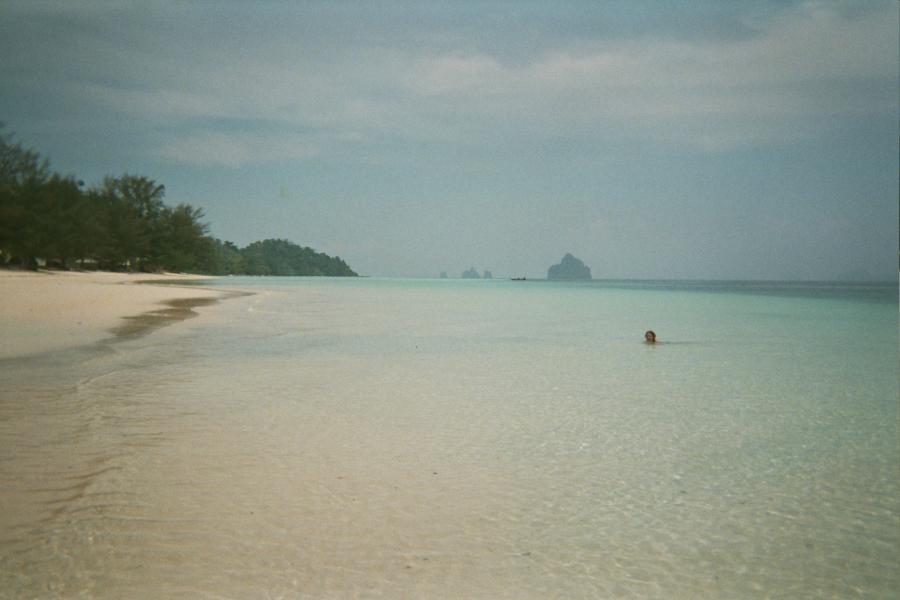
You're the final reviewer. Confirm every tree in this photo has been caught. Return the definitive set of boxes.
[0,128,359,276]
[238,239,356,276]
[154,203,211,272]
[205,238,246,274]
[97,174,166,270]
[0,125,49,189]
[0,125,51,267]
[69,188,108,268]
[35,174,85,268]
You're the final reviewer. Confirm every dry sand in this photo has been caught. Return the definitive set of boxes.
[0,270,225,359]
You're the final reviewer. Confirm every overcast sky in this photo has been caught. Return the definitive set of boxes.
[1,0,897,279]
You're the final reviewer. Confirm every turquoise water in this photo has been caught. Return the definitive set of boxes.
[1,278,897,598]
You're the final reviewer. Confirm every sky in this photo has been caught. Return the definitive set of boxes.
[1,0,897,279]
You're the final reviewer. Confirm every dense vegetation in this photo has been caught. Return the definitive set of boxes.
[0,127,356,276]
[210,238,356,276]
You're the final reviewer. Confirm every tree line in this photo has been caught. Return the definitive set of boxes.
[0,127,356,276]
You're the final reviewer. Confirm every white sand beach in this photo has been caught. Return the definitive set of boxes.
[0,270,222,359]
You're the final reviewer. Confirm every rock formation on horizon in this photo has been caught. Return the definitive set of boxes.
[547,253,592,280]
[462,267,481,279]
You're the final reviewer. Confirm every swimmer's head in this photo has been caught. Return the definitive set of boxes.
[644,330,656,343]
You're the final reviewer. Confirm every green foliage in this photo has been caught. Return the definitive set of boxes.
[236,239,356,276]
[206,239,246,275]
[153,204,211,272]
[0,125,51,266]
[0,125,49,189]
[0,126,358,276]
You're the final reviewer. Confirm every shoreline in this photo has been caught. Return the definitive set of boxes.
[0,270,235,359]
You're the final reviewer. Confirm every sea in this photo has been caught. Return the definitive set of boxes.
[1,277,897,599]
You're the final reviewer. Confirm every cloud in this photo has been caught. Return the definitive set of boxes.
[409,54,507,96]
[6,0,895,161]
[158,132,318,167]
[2,0,138,15]
[395,2,896,149]
[73,82,233,120]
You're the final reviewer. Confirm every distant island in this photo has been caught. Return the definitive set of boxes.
[547,253,592,280]
[0,127,356,277]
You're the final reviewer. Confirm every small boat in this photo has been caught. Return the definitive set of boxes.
[511,277,527,281]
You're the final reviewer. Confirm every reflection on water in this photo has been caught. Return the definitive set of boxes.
[1,279,897,599]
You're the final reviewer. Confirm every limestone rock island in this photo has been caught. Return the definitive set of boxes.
[547,253,592,280]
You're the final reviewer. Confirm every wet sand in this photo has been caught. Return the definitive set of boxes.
[0,270,228,359]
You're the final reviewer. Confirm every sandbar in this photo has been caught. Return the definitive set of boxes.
[0,270,227,359]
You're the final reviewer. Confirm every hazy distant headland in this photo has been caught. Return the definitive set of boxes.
[0,127,356,276]
[547,253,592,280]
[457,267,493,279]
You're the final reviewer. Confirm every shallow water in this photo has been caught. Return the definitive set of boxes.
[1,278,897,598]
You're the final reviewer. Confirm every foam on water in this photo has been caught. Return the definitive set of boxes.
[1,278,897,598]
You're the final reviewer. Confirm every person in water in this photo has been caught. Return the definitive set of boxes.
[644,330,657,344]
